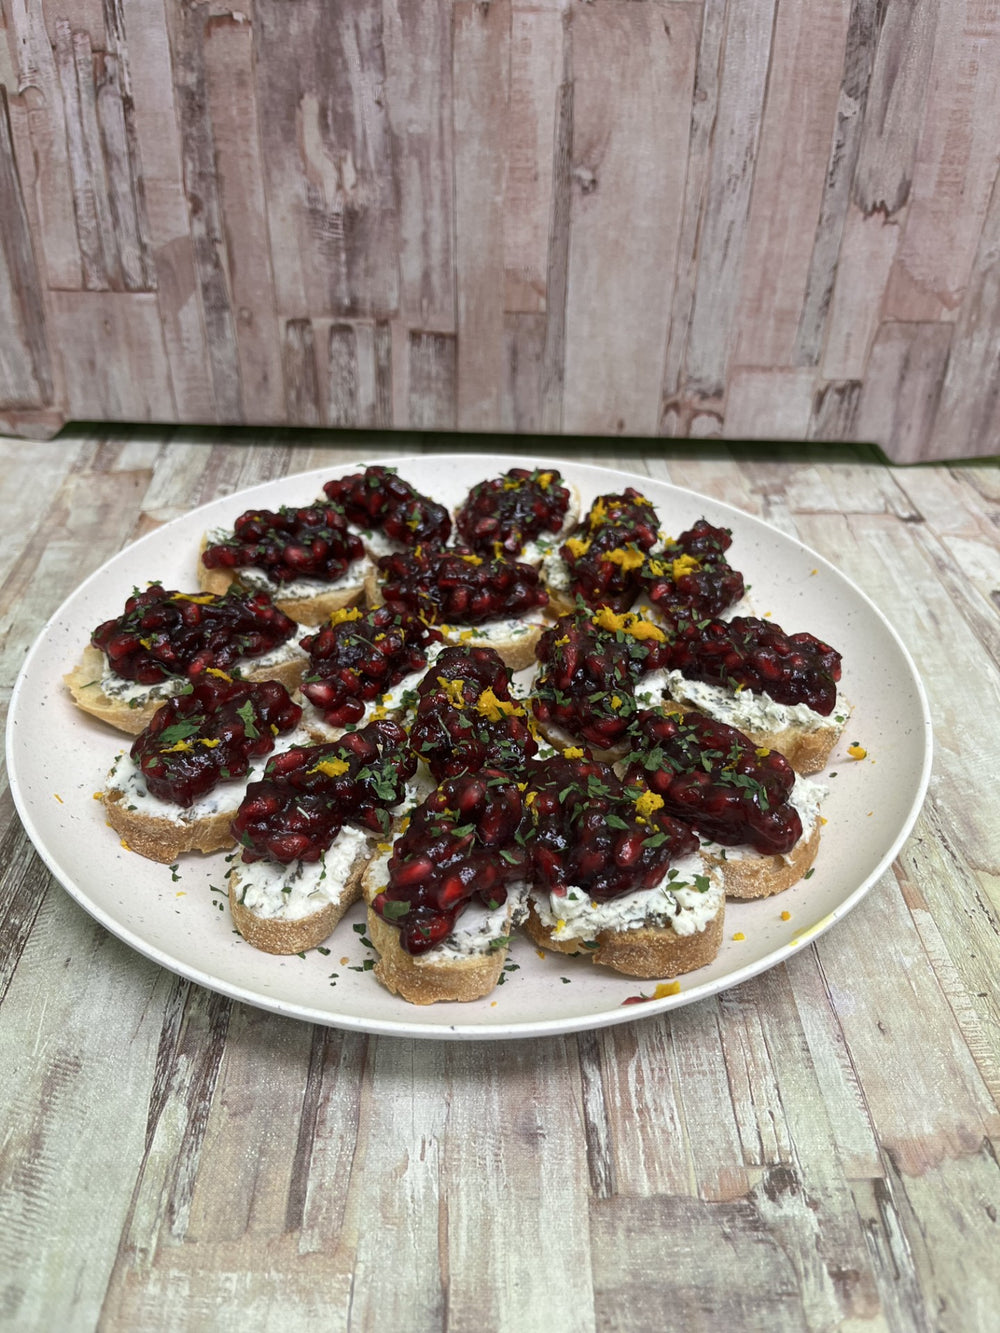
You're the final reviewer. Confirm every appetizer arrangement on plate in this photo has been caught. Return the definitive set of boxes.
[65,463,852,1008]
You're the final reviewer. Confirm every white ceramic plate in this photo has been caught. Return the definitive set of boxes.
[6,455,932,1040]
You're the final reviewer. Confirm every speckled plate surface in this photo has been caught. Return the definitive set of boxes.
[6,455,932,1039]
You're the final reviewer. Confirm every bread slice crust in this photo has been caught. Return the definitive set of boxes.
[228,850,369,955]
[523,896,725,979]
[103,785,237,863]
[704,815,822,900]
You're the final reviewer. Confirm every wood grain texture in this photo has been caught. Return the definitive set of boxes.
[2,428,999,1330]
[3,2,1000,456]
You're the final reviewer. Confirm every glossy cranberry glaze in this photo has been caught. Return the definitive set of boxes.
[201,505,364,584]
[299,607,442,728]
[377,548,548,625]
[524,755,699,902]
[91,584,298,684]
[409,645,538,780]
[455,468,571,557]
[231,720,417,863]
[644,520,745,623]
[322,466,452,547]
[372,770,527,954]
[530,610,670,751]
[131,676,302,807]
[559,488,662,611]
[624,707,802,854]
[668,615,842,715]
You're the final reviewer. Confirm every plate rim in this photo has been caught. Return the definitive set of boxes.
[5,451,934,1039]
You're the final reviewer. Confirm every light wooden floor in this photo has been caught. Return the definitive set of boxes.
[1,426,998,1331]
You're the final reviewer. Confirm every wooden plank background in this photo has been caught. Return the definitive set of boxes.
[2,0,1000,460]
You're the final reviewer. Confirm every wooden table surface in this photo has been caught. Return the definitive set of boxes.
[2,427,998,1331]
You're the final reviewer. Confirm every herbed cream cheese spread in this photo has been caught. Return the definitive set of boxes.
[105,749,265,825]
[98,637,307,707]
[636,669,849,736]
[232,824,372,921]
[531,852,722,943]
[440,608,549,645]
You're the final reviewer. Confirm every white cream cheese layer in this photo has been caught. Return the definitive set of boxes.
[98,637,307,707]
[439,607,548,646]
[232,825,372,921]
[531,852,722,942]
[636,669,849,737]
[105,750,263,826]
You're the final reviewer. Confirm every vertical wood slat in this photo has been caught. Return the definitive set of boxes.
[452,0,509,431]
[0,86,53,407]
[563,2,697,437]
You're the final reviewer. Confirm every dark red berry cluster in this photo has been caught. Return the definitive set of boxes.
[524,755,699,902]
[201,505,364,584]
[531,610,670,751]
[668,615,842,716]
[377,548,548,625]
[231,720,416,863]
[644,520,745,623]
[131,676,302,807]
[559,488,662,611]
[624,707,802,854]
[91,584,298,684]
[322,466,452,547]
[299,607,442,728]
[408,645,538,780]
[371,770,527,954]
[455,467,571,557]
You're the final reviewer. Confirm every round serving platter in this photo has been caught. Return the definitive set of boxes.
[6,454,932,1039]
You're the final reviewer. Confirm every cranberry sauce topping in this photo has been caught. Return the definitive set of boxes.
[530,608,671,751]
[201,505,365,584]
[559,488,662,611]
[92,584,299,684]
[376,547,548,625]
[644,520,745,623]
[524,754,699,902]
[231,720,417,864]
[669,615,842,715]
[624,707,802,854]
[372,770,527,954]
[408,645,537,780]
[299,606,442,728]
[322,466,452,547]
[455,468,571,557]
[131,676,303,808]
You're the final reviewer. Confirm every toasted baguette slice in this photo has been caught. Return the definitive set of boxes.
[636,669,850,776]
[524,855,725,979]
[361,848,526,1005]
[363,567,547,672]
[228,824,375,955]
[65,642,308,735]
[702,808,822,900]
[197,536,372,627]
[529,714,629,766]
[102,751,246,863]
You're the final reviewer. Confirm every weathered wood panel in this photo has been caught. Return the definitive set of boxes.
[1,2,1000,456]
